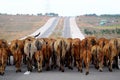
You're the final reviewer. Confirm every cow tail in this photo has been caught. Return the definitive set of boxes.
[14,50,19,65]
[0,49,2,66]
[28,43,31,59]
[60,40,62,58]
[108,45,112,56]
[103,41,105,48]
[35,39,39,50]
[85,39,88,64]
[96,46,98,58]
[38,52,41,63]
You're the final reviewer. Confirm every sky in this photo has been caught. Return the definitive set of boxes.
[0,0,120,16]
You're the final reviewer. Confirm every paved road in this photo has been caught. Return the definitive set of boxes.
[38,17,59,38]
[70,17,85,40]
[0,64,120,80]
[20,17,59,39]
[62,17,71,38]
[62,17,85,40]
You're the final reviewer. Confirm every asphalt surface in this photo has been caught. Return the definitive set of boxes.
[0,17,120,80]
[62,17,71,38]
[0,63,120,80]
[38,17,59,38]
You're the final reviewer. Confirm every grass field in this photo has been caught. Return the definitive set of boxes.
[76,15,120,39]
[0,15,50,42]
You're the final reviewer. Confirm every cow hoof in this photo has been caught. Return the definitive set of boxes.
[28,69,32,72]
[0,72,4,76]
[46,67,50,71]
[61,70,64,72]
[95,66,99,70]
[85,72,89,75]
[80,69,83,73]
[16,69,21,73]
[116,66,119,69]
[99,69,103,72]
[109,68,112,72]
[68,66,73,70]
[38,70,42,72]
[7,63,11,66]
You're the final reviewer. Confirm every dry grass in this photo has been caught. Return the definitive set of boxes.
[76,16,120,39]
[49,17,64,39]
[0,15,50,42]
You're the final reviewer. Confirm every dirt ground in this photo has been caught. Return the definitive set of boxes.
[0,15,50,42]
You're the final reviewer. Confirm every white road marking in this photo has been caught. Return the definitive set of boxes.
[70,17,85,40]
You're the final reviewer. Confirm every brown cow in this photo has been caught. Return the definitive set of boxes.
[42,38,55,71]
[64,38,73,70]
[103,39,118,72]
[0,39,11,65]
[81,38,92,75]
[98,38,109,49]
[117,38,120,59]
[91,45,104,72]
[22,36,35,65]
[98,38,109,66]
[54,38,67,72]
[109,38,119,69]
[0,48,8,75]
[71,38,82,72]
[24,38,44,71]
[35,50,43,72]
[10,39,24,72]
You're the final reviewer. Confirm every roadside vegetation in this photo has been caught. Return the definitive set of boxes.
[76,14,120,39]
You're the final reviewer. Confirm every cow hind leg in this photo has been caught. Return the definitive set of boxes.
[68,56,73,70]
[46,59,50,71]
[109,59,113,72]
[37,62,42,72]
[114,56,119,69]
[85,63,89,75]
[60,58,65,72]
[15,54,22,72]
[27,58,32,72]
[0,67,4,75]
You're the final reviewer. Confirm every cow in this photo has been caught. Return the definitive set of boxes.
[64,38,73,70]
[109,38,119,69]
[81,38,92,75]
[91,45,104,72]
[97,38,109,66]
[22,36,35,65]
[53,38,67,72]
[0,39,11,65]
[71,38,82,72]
[117,38,120,59]
[0,48,8,75]
[103,38,118,72]
[10,39,24,72]
[24,38,44,72]
[98,38,109,49]
[42,38,55,71]
[35,50,43,72]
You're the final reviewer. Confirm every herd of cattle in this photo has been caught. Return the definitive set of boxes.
[0,36,120,75]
